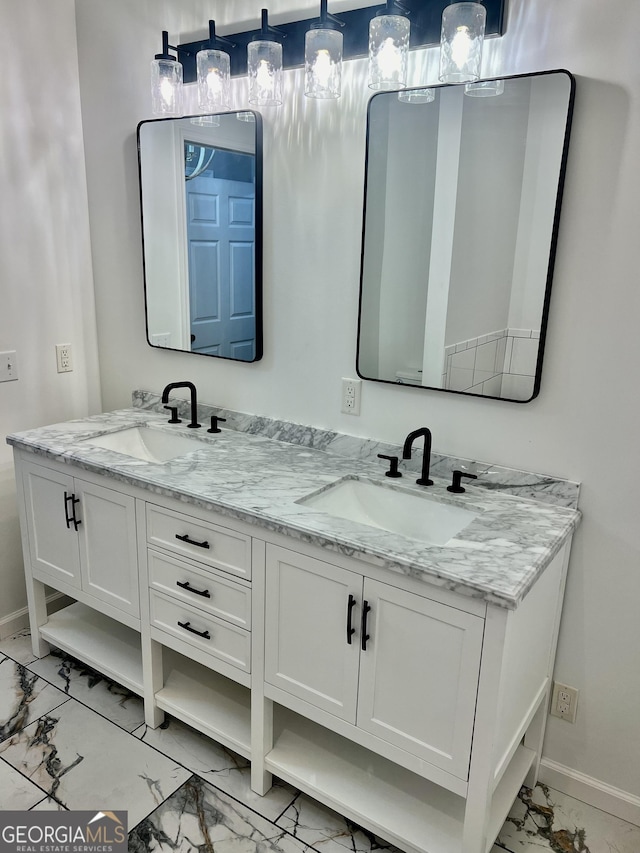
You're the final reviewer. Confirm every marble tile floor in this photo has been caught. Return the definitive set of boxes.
[1,629,639,853]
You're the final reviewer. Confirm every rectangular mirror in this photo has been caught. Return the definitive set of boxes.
[357,70,575,402]
[138,111,263,362]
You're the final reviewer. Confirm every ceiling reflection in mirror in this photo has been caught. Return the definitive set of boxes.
[357,71,575,402]
[138,111,262,362]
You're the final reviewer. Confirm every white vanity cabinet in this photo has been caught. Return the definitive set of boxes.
[20,457,139,620]
[11,442,575,853]
[264,544,483,780]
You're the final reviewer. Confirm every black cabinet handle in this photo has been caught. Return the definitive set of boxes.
[64,491,73,529]
[176,580,211,598]
[177,620,211,640]
[175,533,210,549]
[346,594,356,644]
[361,600,371,651]
[64,491,81,531]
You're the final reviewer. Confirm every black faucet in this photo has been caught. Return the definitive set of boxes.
[161,381,201,429]
[402,427,433,486]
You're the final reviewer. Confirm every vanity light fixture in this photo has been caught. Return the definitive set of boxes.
[439,1,486,84]
[305,0,345,99]
[398,86,435,104]
[368,0,411,91]
[190,115,221,127]
[150,31,183,116]
[248,9,285,107]
[149,1,506,114]
[196,21,233,112]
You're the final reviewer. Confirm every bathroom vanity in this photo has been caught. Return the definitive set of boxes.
[8,402,580,853]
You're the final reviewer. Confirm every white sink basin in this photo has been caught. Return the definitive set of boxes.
[82,426,204,463]
[299,478,478,546]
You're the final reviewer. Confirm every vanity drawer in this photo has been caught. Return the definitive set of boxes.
[150,590,250,673]
[146,504,251,580]
[148,548,251,629]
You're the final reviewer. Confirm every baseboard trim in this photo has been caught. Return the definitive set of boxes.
[539,757,640,828]
[0,593,71,640]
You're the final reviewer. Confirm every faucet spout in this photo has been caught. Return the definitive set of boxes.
[161,381,201,429]
[402,427,433,486]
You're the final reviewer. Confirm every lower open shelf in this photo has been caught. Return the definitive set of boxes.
[156,648,251,759]
[268,708,465,853]
[267,708,534,853]
[39,601,143,695]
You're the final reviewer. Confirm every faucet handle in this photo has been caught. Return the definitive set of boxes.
[164,405,182,424]
[447,470,478,493]
[377,454,402,478]
[207,416,227,434]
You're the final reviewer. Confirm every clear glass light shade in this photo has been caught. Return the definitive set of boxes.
[151,58,183,116]
[190,115,221,127]
[248,40,283,106]
[305,28,343,99]
[368,15,410,91]
[439,2,486,84]
[397,87,435,104]
[464,78,505,97]
[197,48,231,111]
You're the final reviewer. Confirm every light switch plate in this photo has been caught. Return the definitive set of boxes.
[0,350,18,382]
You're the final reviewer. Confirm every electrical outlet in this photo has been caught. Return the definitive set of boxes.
[56,344,73,373]
[0,350,18,382]
[341,378,362,415]
[550,681,579,723]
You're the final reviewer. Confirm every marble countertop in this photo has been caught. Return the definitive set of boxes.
[7,408,581,610]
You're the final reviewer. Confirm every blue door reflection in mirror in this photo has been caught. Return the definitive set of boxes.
[356,70,575,402]
[138,111,263,362]
[185,143,256,359]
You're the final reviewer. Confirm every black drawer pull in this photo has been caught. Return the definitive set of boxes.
[177,620,211,640]
[361,600,371,651]
[346,594,356,645]
[176,580,211,598]
[175,533,210,549]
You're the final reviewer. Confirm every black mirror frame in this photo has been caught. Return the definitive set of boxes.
[355,70,576,403]
[137,110,263,363]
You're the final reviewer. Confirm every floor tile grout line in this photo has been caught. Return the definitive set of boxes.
[0,753,68,810]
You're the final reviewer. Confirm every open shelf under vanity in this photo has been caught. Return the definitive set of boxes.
[39,601,144,695]
[267,707,535,853]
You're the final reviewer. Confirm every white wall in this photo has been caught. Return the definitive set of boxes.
[75,0,640,806]
[0,0,101,630]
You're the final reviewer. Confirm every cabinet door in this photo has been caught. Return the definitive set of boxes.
[265,545,360,722]
[356,579,483,780]
[76,479,139,617]
[22,461,81,588]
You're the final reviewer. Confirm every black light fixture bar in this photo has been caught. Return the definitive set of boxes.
[174,0,507,83]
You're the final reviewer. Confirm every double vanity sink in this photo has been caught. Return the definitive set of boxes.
[8,399,580,853]
[83,424,477,547]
